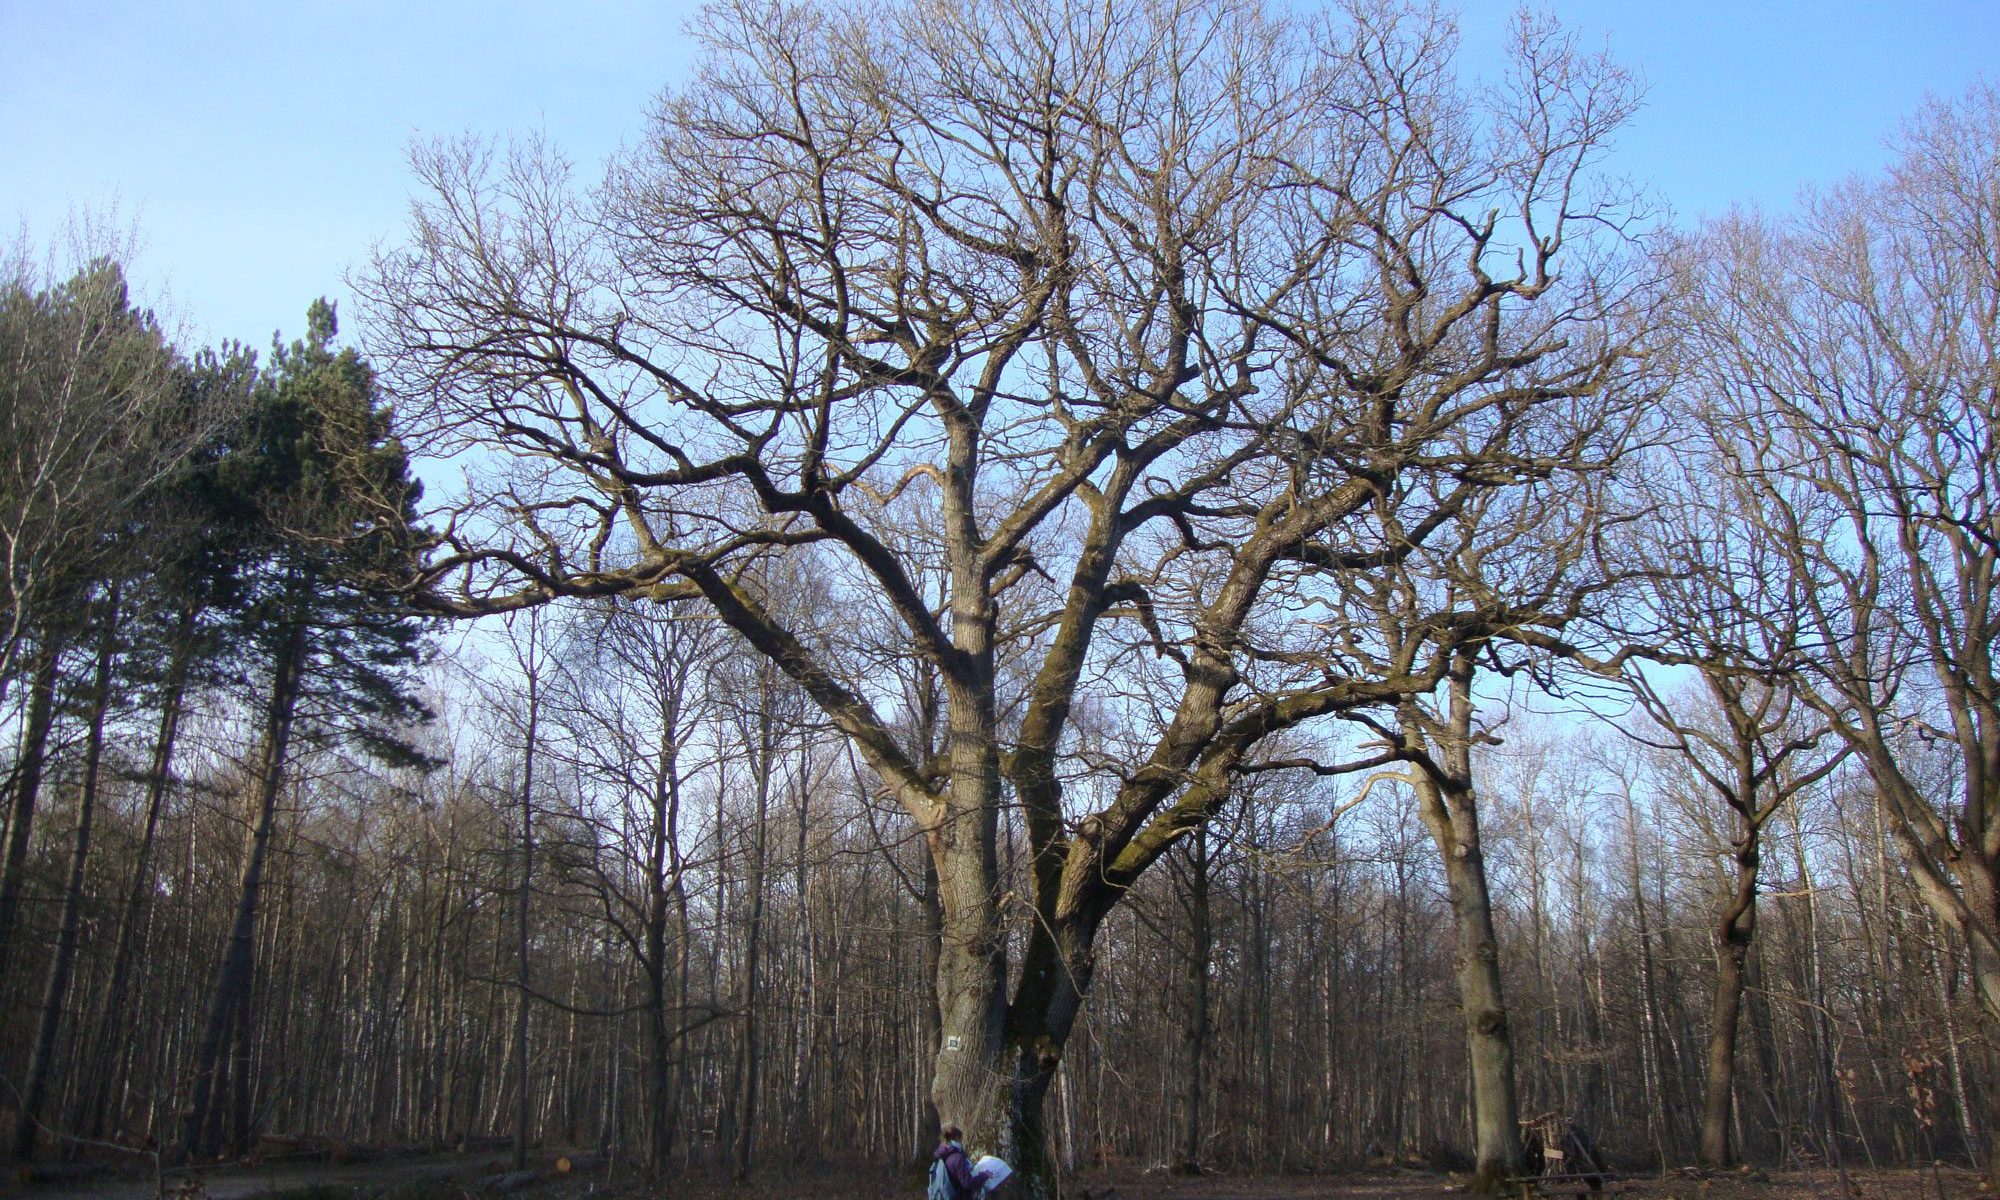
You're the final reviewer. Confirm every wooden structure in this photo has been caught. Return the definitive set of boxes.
[1510,1113,1611,1196]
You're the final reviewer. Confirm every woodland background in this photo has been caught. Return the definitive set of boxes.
[0,0,1995,1190]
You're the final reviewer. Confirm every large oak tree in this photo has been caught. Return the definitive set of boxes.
[363,0,1650,1187]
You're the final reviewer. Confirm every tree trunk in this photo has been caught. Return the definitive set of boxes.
[1175,823,1212,1172]
[180,606,306,1163]
[1408,660,1522,1195]
[790,764,818,1160]
[512,631,539,1171]
[929,849,1008,1157]
[1626,791,1671,1168]
[79,604,194,1140]
[227,968,255,1152]
[915,854,943,1162]
[0,639,62,986]
[729,686,774,1184]
[12,595,118,1159]
[998,911,1103,1196]
[1700,822,1761,1166]
[642,706,686,1177]
[927,600,1014,1158]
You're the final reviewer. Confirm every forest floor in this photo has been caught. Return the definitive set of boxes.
[5,1158,1990,1200]
[1088,1165,1991,1200]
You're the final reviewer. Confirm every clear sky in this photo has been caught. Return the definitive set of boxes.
[2,1,1994,350]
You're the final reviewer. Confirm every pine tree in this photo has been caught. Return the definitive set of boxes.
[181,300,433,1161]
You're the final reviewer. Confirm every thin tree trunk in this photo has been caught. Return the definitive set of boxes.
[730,687,774,1184]
[1923,910,1979,1165]
[180,604,306,1163]
[1174,823,1211,1173]
[227,966,255,1150]
[643,717,681,1177]
[0,638,63,986]
[12,594,118,1159]
[1628,800,1671,1168]
[1791,811,1856,1198]
[80,605,195,1140]
[513,624,540,1171]
[790,762,818,1160]
[916,854,943,1162]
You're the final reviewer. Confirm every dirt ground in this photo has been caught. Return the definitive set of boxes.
[6,1158,1990,1200]
[1089,1166,1991,1200]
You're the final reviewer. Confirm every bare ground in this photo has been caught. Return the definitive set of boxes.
[5,1158,1990,1200]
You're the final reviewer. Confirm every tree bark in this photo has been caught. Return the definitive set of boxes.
[1407,659,1522,1195]
[927,616,1010,1164]
[1700,821,1761,1165]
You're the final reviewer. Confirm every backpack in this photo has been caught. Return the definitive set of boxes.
[928,1152,965,1200]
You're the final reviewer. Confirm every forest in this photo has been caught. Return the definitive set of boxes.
[1,2,1996,1198]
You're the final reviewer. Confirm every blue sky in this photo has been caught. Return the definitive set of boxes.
[2,1,1993,349]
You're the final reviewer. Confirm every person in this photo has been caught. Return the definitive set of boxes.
[929,1124,978,1200]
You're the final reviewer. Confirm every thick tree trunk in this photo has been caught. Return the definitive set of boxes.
[995,911,1102,1197]
[1700,829,1761,1166]
[0,640,62,986]
[928,836,1008,1159]
[1966,940,2000,1181]
[1409,661,1522,1196]
[12,597,117,1160]
[181,610,305,1163]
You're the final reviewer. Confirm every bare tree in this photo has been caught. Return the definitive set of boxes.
[551,598,726,1176]
[1326,443,1647,1192]
[1676,83,2000,1172]
[1616,438,1850,1166]
[363,0,1645,1185]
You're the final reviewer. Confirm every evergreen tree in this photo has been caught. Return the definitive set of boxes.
[181,300,433,1161]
